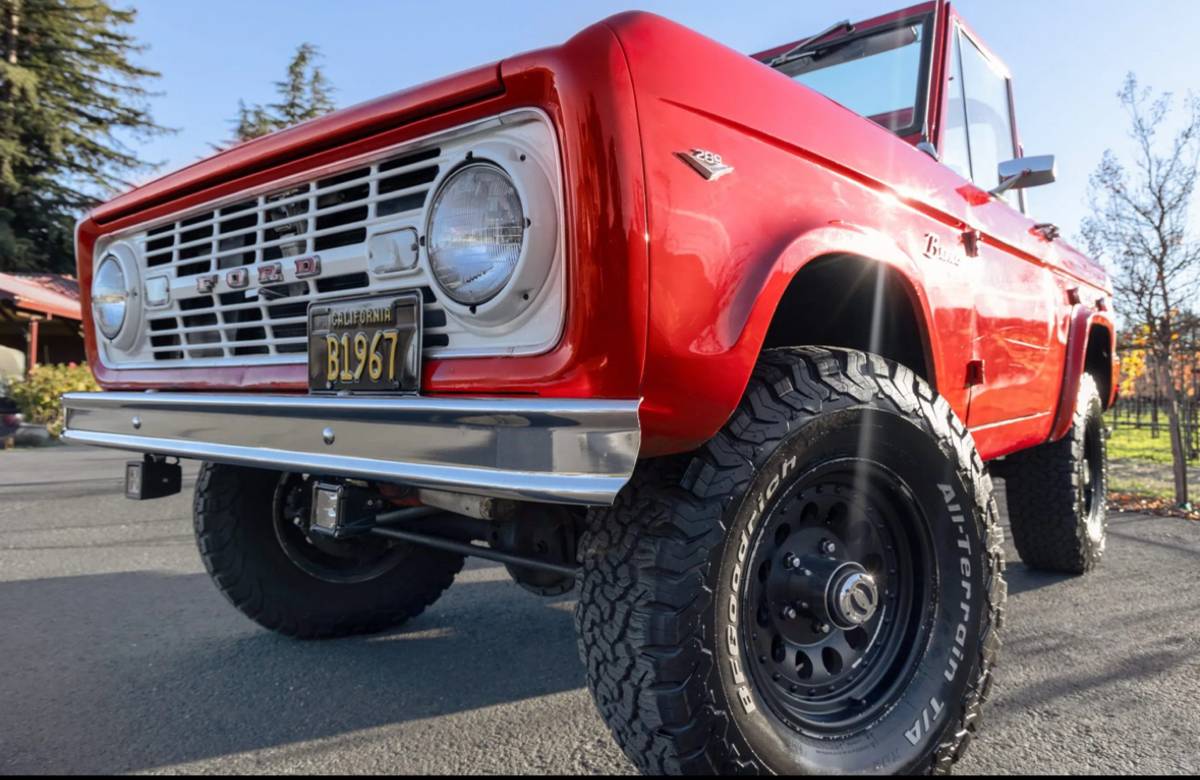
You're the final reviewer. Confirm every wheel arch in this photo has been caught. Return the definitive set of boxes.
[1049,307,1117,442]
[639,223,942,456]
[762,252,937,387]
[1085,318,1118,409]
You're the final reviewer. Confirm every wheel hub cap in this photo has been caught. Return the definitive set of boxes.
[831,567,879,628]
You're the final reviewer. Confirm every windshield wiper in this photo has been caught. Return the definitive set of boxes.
[769,20,855,68]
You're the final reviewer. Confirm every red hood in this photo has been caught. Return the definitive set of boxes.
[91,63,504,227]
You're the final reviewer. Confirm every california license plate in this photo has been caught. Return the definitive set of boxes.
[308,292,422,393]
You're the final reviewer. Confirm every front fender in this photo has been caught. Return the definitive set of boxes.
[639,222,936,456]
[605,11,960,456]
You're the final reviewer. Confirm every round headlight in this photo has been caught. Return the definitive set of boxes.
[92,254,129,339]
[427,163,525,306]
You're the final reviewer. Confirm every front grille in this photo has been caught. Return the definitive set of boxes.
[99,110,565,372]
[134,147,450,364]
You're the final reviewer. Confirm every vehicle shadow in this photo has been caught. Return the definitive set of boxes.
[0,565,585,774]
[1001,561,1074,595]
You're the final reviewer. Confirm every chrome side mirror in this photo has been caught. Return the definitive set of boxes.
[991,155,1056,196]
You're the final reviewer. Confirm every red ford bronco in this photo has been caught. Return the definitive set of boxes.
[65,2,1118,773]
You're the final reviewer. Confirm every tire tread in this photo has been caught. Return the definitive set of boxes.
[576,347,1006,774]
[194,464,463,639]
[1002,374,1106,575]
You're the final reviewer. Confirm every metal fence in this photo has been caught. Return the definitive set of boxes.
[1107,396,1200,463]
[1109,340,1200,461]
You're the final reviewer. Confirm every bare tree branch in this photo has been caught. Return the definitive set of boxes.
[1083,73,1200,506]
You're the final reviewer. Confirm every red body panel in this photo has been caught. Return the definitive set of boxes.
[78,24,651,401]
[76,4,1116,463]
[605,10,1111,458]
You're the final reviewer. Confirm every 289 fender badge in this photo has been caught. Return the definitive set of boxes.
[676,148,734,181]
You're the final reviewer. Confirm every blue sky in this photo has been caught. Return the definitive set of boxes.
[126,1,1200,242]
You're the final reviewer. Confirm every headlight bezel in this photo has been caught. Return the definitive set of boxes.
[93,255,128,338]
[90,242,141,350]
[424,142,557,328]
[426,161,525,307]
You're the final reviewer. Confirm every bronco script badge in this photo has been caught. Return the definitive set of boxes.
[676,148,734,181]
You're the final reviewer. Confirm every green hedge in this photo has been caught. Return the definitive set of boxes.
[5,363,100,437]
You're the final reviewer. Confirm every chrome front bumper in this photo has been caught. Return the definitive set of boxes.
[61,392,641,505]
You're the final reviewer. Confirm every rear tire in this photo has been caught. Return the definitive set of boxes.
[576,347,1006,774]
[1002,373,1108,574]
[194,463,463,638]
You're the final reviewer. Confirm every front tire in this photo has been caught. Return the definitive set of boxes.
[576,348,1006,774]
[194,464,463,639]
[1002,373,1108,574]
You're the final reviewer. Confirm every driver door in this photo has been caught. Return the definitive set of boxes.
[939,22,1059,437]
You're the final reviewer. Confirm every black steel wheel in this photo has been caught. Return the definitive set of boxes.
[194,463,463,638]
[271,472,408,585]
[1082,401,1107,542]
[743,461,933,735]
[577,347,1006,775]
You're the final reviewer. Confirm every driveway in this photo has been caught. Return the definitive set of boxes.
[1,446,1197,774]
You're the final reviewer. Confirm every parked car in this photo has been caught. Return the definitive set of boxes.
[0,392,21,439]
[62,1,1118,774]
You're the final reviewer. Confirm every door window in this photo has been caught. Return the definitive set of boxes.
[940,31,972,181]
[942,27,1021,208]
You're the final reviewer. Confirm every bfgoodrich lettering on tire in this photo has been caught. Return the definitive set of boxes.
[576,347,1006,774]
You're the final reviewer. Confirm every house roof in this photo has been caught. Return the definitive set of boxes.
[0,273,82,320]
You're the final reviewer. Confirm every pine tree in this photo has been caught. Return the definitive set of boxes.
[0,0,169,273]
[232,43,335,143]
[233,99,275,143]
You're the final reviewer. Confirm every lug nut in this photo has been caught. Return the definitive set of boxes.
[781,606,798,620]
[782,553,798,569]
[820,539,836,555]
[814,622,831,634]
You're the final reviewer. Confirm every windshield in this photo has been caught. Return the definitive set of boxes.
[771,18,931,136]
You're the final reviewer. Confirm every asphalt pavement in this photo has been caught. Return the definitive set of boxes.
[1,446,1198,774]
